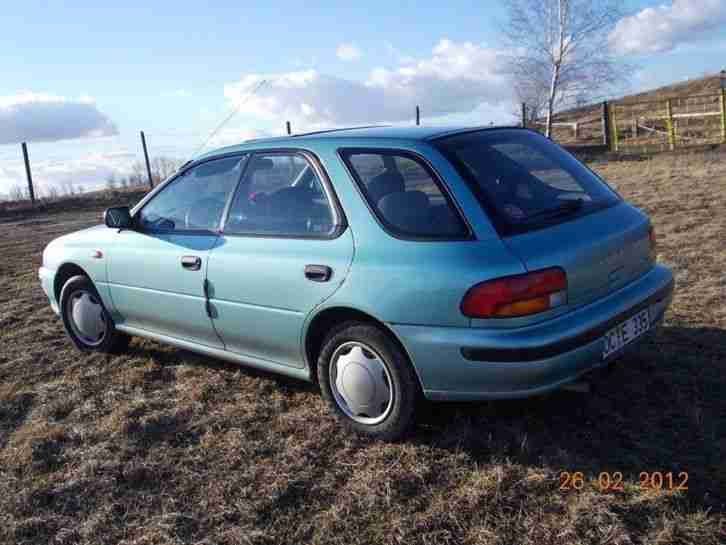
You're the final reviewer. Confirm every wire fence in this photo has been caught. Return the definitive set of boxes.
[4,89,726,212]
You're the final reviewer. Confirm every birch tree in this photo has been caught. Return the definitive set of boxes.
[502,0,627,137]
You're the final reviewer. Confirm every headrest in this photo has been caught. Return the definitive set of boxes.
[377,191,431,233]
[367,170,405,205]
[265,186,311,214]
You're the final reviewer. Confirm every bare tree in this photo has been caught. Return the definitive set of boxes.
[8,185,24,202]
[514,77,550,126]
[47,185,60,201]
[502,0,628,137]
[62,181,76,196]
[130,162,146,187]
[150,157,183,183]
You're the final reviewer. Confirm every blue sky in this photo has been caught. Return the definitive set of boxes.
[2,0,726,195]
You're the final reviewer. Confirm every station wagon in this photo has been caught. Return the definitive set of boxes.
[39,126,674,439]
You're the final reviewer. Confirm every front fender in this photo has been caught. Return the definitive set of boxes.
[41,225,116,312]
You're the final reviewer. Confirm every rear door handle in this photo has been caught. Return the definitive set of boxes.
[181,255,202,271]
[304,264,332,282]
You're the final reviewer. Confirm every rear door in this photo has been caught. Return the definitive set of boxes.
[206,150,353,368]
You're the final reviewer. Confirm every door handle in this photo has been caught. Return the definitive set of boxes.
[181,255,202,271]
[304,264,332,282]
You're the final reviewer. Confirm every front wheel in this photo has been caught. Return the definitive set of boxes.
[60,275,129,354]
[317,322,419,441]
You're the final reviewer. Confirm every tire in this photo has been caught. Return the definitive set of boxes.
[317,321,419,441]
[59,275,130,354]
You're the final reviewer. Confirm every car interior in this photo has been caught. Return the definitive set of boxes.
[225,157,335,236]
[359,155,465,236]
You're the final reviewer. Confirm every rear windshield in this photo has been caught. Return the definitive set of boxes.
[435,129,621,235]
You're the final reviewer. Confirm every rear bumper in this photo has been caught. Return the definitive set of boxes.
[391,264,674,401]
[38,266,60,315]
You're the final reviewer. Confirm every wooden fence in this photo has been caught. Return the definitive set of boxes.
[526,88,726,154]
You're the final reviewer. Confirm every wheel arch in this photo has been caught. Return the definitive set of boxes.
[54,262,91,303]
[303,306,423,389]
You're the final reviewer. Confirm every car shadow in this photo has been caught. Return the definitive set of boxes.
[413,325,726,511]
[123,324,725,511]
[126,341,320,395]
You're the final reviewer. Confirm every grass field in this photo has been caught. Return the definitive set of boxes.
[1,152,725,544]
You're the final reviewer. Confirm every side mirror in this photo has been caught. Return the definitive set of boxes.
[104,206,133,229]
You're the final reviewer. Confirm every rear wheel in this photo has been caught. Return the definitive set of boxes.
[318,322,418,440]
[60,275,129,353]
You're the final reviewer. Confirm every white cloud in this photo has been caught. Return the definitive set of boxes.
[0,146,136,195]
[336,43,363,61]
[224,39,512,130]
[0,92,118,145]
[609,0,726,55]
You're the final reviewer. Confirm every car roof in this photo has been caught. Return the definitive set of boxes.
[195,125,522,161]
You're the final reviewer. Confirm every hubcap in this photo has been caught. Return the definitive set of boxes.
[329,341,393,425]
[68,290,107,346]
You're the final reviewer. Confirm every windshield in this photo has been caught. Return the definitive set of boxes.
[435,129,621,235]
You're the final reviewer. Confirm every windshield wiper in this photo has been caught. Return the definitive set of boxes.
[519,198,584,223]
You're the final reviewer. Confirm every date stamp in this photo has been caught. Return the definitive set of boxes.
[559,471,689,492]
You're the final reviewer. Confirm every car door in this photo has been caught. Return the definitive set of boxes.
[206,150,354,368]
[107,155,246,348]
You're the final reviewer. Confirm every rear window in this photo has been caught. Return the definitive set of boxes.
[341,150,469,239]
[435,129,620,235]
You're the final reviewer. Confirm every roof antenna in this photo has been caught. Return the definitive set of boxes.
[188,78,269,161]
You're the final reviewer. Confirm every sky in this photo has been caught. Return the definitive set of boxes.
[2,0,726,196]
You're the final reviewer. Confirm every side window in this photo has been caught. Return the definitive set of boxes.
[342,150,469,239]
[137,156,246,232]
[224,153,336,237]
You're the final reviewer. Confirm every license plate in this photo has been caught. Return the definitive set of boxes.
[602,309,650,359]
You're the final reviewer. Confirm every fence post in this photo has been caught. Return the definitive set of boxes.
[609,104,619,152]
[140,131,154,189]
[521,103,527,128]
[720,88,726,144]
[601,101,612,149]
[416,105,420,126]
[21,142,36,205]
[286,121,292,135]
[665,99,675,151]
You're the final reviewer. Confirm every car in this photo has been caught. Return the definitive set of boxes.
[39,126,674,440]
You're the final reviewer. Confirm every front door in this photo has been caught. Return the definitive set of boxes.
[107,155,246,348]
[206,151,354,368]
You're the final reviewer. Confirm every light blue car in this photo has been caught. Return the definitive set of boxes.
[39,127,673,439]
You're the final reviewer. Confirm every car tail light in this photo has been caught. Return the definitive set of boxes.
[461,268,567,318]
[648,225,657,262]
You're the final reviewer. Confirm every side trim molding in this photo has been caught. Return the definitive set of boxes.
[116,324,312,382]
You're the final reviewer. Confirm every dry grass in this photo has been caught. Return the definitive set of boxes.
[1,153,725,544]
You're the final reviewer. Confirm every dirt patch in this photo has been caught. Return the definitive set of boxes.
[1,153,725,544]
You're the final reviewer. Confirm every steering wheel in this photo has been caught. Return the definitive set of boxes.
[184,198,224,230]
